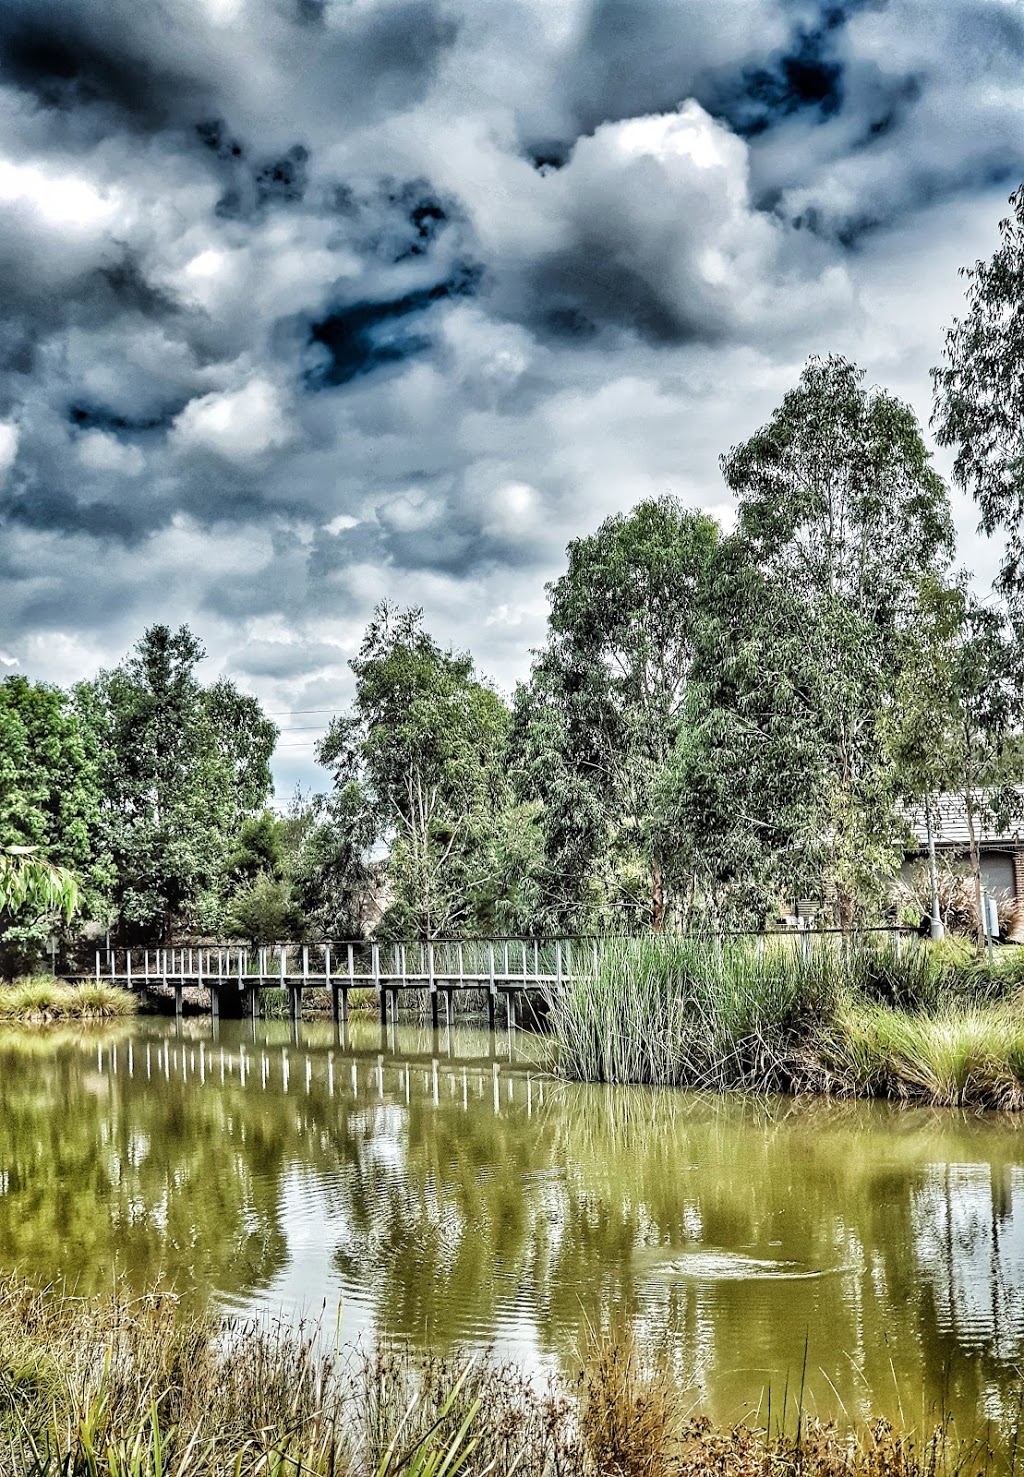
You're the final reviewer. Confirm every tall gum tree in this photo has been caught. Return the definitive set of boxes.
[887,579,1023,954]
[317,604,515,939]
[685,356,955,927]
[933,185,1024,605]
[513,498,719,931]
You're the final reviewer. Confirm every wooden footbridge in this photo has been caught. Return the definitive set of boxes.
[87,939,586,1027]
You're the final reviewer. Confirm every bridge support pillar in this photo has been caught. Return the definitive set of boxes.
[378,988,387,1027]
[487,989,496,1031]
[210,986,220,1022]
[289,986,301,1021]
[174,983,183,1018]
[430,987,439,1029]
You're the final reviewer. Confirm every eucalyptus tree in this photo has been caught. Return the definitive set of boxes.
[81,624,277,940]
[933,185,1024,604]
[676,356,955,927]
[316,604,517,938]
[513,498,719,931]
[887,579,1022,952]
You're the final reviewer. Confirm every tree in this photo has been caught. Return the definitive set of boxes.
[0,845,81,979]
[933,186,1024,603]
[81,625,277,940]
[513,498,720,931]
[673,357,955,927]
[317,605,517,938]
[886,579,1023,953]
[0,676,106,969]
[290,783,380,939]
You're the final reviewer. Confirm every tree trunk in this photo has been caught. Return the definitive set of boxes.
[965,791,986,958]
[651,857,665,933]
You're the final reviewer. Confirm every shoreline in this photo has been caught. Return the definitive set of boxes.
[0,1274,1005,1477]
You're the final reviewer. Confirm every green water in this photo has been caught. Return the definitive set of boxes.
[0,1015,1022,1440]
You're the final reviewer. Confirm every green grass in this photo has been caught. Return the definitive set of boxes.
[552,934,1024,1107]
[0,977,137,1020]
[816,1000,1024,1108]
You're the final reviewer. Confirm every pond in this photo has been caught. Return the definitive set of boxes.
[1,1014,1023,1443]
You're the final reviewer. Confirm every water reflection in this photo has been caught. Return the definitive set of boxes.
[0,1017,1022,1439]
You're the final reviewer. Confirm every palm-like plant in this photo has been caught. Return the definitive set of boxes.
[0,845,81,979]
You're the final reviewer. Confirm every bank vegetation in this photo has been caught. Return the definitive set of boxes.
[0,1276,999,1477]
[554,935,1024,1108]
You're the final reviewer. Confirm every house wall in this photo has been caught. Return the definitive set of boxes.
[904,845,1024,899]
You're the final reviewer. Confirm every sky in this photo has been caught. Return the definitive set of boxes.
[0,0,1021,801]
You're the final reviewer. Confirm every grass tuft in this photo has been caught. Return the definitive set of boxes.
[0,977,137,1020]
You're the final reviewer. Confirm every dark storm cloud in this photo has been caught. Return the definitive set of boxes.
[0,3,210,131]
[308,266,482,386]
[0,0,1021,747]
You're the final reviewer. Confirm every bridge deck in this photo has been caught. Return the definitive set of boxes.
[83,941,577,1026]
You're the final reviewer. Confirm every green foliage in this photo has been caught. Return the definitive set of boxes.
[0,845,82,979]
[81,624,277,939]
[513,497,719,931]
[317,604,529,938]
[933,185,1024,602]
[0,676,105,968]
[289,782,380,938]
[226,811,285,881]
[554,933,1024,1106]
[223,872,304,945]
[667,356,955,928]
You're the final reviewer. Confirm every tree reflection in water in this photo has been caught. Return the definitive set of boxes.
[0,1018,1021,1441]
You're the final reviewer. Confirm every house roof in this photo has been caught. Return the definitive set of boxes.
[905,791,1024,849]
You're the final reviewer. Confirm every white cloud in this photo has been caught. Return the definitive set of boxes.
[172,378,294,460]
[0,422,18,485]
[77,430,145,476]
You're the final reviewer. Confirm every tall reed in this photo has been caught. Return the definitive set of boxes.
[552,933,1024,1106]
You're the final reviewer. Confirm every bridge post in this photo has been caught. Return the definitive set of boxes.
[373,943,384,1025]
[126,949,133,991]
[210,984,220,1022]
[487,943,496,1031]
[174,982,183,1017]
[428,941,438,1028]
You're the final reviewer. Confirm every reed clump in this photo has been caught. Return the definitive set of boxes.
[552,935,1024,1107]
[0,1277,995,1477]
[0,977,137,1021]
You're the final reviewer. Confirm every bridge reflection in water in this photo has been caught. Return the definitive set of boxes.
[2,1017,1024,1449]
[93,1017,545,1116]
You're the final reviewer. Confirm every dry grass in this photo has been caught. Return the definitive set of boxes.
[0,1277,999,1477]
